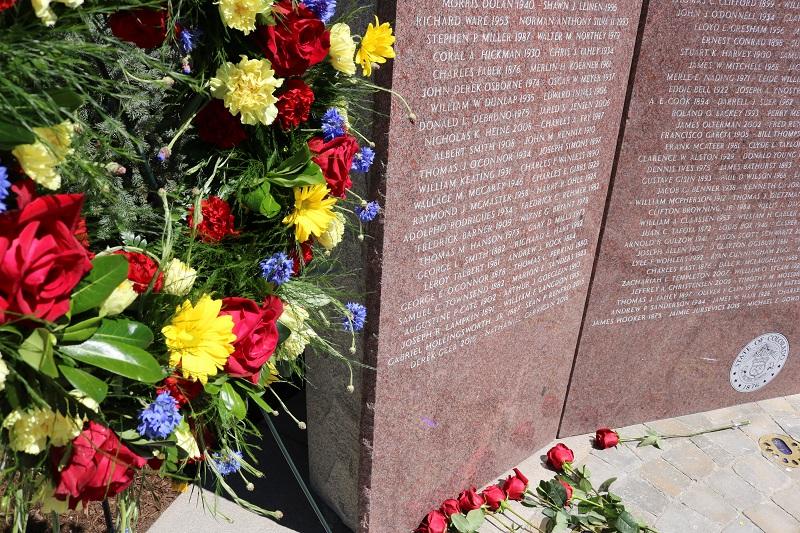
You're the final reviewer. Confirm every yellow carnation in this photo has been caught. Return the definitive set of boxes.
[210,56,283,126]
[318,212,345,251]
[50,411,82,447]
[99,280,137,317]
[274,304,316,361]
[162,294,236,384]
[356,17,396,77]
[3,406,79,454]
[163,258,197,297]
[282,184,337,242]
[11,121,75,190]
[31,0,83,26]
[329,23,357,75]
[0,352,8,393]
[217,0,271,34]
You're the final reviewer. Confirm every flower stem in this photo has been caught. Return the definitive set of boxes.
[486,513,517,532]
[505,506,545,532]
[50,511,59,533]
[619,421,750,443]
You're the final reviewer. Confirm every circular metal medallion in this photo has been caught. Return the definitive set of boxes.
[730,333,789,392]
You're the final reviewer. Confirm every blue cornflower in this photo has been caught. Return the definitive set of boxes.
[303,0,336,23]
[342,302,367,332]
[321,108,346,141]
[0,165,10,214]
[260,252,294,285]
[213,450,243,476]
[137,392,182,440]
[178,26,203,54]
[351,147,375,173]
[355,201,380,223]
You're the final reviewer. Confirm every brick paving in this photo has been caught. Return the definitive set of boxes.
[150,394,800,532]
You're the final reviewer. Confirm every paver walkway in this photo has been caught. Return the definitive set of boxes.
[150,395,800,532]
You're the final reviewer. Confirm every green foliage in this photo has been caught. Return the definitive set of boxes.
[70,255,129,315]
[60,339,165,383]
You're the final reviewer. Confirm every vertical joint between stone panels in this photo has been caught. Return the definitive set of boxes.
[556,0,653,438]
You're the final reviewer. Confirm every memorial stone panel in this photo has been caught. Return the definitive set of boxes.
[562,0,800,436]
[356,1,642,530]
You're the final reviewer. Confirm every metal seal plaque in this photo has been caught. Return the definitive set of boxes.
[730,333,790,393]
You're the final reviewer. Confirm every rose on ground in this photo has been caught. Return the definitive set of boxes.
[414,509,447,533]
[255,0,330,77]
[0,193,92,324]
[440,498,461,516]
[481,485,506,511]
[52,422,147,509]
[457,487,485,512]
[308,135,359,198]
[502,468,529,501]
[546,443,575,471]
[595,428,620,449]
[559,480,573,505]
[220,296,283,384]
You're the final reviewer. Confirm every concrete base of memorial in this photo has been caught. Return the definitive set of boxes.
[149,394,800,533]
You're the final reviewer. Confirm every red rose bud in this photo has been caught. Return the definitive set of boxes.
[513,468,529,486]
[503,472,527,501]
[440,498,461,516]
[415,509,448,533]
[276,79,315,130]
[255,0,330,77]
[194,99,247,149]
[113,250,164,294]
[108,9,169,49]
[52,422,147,509]
[457,487,485,512]
[0,193,93,324]
[595,428,620,449]
[481,485,506,511]
[290,240,314,275]
[546,443,575,471]
[308,135,360,198]
[187,196,239,243]
[559,480,573,506]
[221,296,283,384]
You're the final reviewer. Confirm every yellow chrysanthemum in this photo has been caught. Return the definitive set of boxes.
[210,56,284,126]
[217,0,271,34]
[11,121,75,190]
[282,184,337,242]
[162,294,236,384]
[318,211,345,251]
[356,17,396,77]
[31,0,83,26]
[329,23,357,76]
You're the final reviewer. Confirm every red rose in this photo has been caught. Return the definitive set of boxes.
[546,443,575,472]
[290,240,314,274]
[0,0,16,12]
[308,135,359,198]
[457,487,485,512]
[0,194,92,324]
[414,510,447,533]
[11,178,36,209]
[108,9,169,49]
[221,296,283,384]
[481,485,506,511]
[276,79,315,130]
[503,468,529,501]
[52,422,147,509]
[595,428,620,449]
[255,0,330,77]
[113,251,163,294]
[440,498,461,516]
[194,100,247,149]
[559,480,573,506]
[187,196,239,243]
[157,375,204,407]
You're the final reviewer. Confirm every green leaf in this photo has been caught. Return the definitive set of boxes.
[450,513,472,533]
[19,328,58,378]
[220,383,247,420]
[61,316,103,343]
[92,319,154,349]
[598,477,617,493]
[70,255,129,315]
[465,509,485,530]
[60,340,165,383]
[241,181,281,218]
[546,480,567,508]
[578,477,592,493]
[247,391,275,414]
[59,365,108,403]
[266,160,324,188]
[638,436,659,448]
[0,119,34,150]
[47,88,84,112]
[615,511,640,533]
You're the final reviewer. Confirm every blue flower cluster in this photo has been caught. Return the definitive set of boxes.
[321,108,346,141]
[355,201,380,223]
[178,26,202,54]
[213,450,243,476]
[0,165,10,213]
[304,0,337,23]
[343,302,367,332]
[260,252,294,285]
[351,147,375,173]
[137,392,182,440]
